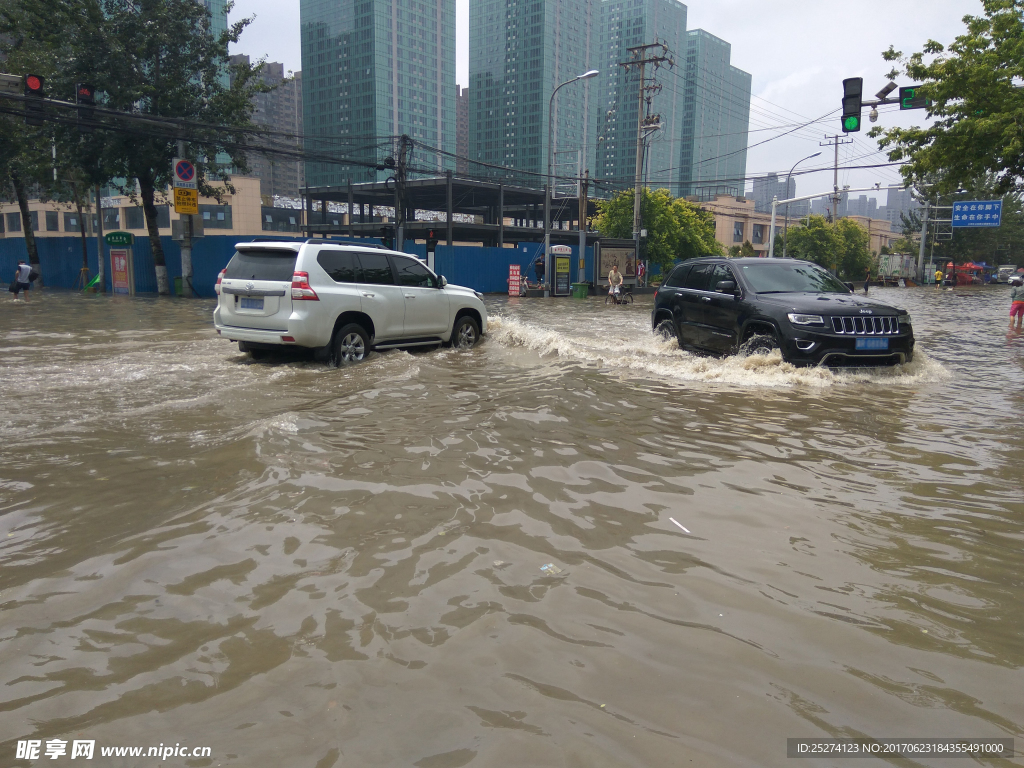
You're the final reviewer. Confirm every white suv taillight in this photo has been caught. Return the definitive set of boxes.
[291,271,319,301]
[215,268,226,295]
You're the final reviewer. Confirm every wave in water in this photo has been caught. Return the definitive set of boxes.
[486,314,950,388]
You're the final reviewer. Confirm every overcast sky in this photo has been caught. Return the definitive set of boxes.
[231,0,982,206]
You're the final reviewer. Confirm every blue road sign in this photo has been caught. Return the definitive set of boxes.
[952,200,1002,228]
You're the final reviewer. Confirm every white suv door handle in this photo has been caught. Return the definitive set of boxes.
[404,294,416,299]
[361,292,375,298]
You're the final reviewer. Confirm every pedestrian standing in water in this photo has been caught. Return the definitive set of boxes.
[1009,275,1024,331]
[533,255,545,288]
[863,269,871,294]
[934,268,943,288]
[11,259,32,302]
[607,263,623,301]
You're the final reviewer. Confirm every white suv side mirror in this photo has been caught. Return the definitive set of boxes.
[438,276,448,288]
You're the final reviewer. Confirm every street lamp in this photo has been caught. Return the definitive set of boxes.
[544,69,599,296]
[782,151,821,258]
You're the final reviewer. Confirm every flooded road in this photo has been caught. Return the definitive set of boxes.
[1,286,1023,767]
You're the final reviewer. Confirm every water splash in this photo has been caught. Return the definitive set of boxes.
[487,314,949,388]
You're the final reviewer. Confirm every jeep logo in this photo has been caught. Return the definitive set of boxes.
[859,309,873,314]
[246,282,255,291]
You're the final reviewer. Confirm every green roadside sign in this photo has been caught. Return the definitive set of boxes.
[105,231,134,246]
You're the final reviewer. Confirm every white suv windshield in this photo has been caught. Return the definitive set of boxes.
[225,249,296,281]
[739,262,850,294]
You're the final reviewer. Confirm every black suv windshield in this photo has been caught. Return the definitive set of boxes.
[738,262,850,294]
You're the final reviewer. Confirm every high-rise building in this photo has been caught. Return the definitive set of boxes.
[843,194,878,219]
[749,174,808,217]
[230,57,305,198]
[203,0,228,39]
[456,86,469,175]
[469,0,597,188]
[593,0,688,196]
[678,29,750,200]
[885,185,918,228]
[300,0,456,188]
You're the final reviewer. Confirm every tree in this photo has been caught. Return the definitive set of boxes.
[783,215,877,278]
[870,0,1024,195]
[835,218,875,279]
[739,240,756,257]
[1,0,266,294]
[782,215,843,270]
[593,187,721,271]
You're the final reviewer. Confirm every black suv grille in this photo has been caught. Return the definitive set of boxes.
[830,315,899,335]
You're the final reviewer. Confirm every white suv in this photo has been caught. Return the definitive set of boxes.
[213,241,487,365]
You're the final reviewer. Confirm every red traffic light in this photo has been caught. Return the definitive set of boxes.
[77,83,95,102]
[24,74,44,94]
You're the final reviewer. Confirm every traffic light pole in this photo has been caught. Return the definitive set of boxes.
[916,201,930,284]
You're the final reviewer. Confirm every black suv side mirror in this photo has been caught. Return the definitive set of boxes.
[715,280,737,294]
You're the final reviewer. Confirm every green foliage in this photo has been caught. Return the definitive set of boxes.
[870,0,1024,195]
[593,187,722,270]
[727,245,741,257]
[739,240,756,257]
[784,215,843,270]
[835,218,875,279]
[0,0,267,290]
[783,215,876,278]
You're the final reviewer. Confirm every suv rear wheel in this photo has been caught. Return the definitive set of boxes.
[654,318,678,343]
[450,315,480,349]
[333,323,369,366]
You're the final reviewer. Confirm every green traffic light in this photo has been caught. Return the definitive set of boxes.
[842,115,860,132]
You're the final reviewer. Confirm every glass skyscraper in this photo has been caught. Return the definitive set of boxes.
[469,0,749,200]
[469,0,597,189]
[300,0,456,188]
[593,0,687,196]
[677,29,751,199]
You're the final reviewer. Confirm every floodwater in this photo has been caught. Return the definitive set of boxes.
[1,285,1023,767]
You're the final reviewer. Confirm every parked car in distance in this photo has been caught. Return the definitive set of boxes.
[652,257,914,367]
[213,241,487,365]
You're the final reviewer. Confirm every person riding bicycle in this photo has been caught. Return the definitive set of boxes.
[608,264,623,301]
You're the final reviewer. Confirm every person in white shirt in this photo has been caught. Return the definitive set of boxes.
[607,264,623,297]
[12,259,32,302]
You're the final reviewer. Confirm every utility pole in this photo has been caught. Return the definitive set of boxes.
[94,183,105,292]
[394,134,410,250]
[177,139,194,297]
[620,42,672,271]
[820,135,853,221]
[578,169,589,283]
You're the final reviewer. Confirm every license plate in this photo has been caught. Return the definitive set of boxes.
[240,297,264,310]
[856,337,888,351]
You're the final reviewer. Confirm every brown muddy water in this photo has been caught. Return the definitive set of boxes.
[1,286,1023,767]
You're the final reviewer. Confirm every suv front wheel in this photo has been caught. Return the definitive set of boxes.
[449,315,481,349]
[741,330,779,356]
[333,323,369,366]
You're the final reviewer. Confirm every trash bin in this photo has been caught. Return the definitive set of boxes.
[174,277,183,296]
[571,282,589,299]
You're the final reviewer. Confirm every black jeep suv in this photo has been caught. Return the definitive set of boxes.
[651,257,914,367]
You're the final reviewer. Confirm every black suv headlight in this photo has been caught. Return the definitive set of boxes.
[787,313,825,326]
[898,314,912,326]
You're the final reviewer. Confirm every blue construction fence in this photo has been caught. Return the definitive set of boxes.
[0,235,597,296]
